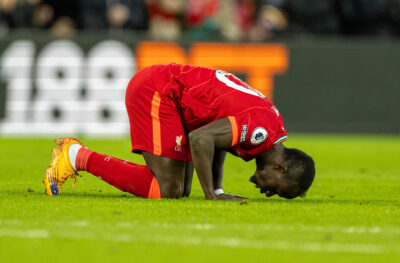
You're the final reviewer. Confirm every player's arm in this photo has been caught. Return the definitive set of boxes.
[183,162,194,197]
[188,117,244,201]
[212,149,226,191]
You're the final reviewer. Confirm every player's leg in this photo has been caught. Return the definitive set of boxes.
[142,151,186,198]
[141,152,194,198]
[125,70,193,198]
[43,137,160,198]
[74,145,160,198]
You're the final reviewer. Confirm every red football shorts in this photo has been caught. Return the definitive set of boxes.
[125,67,191,162]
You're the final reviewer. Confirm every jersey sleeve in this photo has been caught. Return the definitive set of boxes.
[273,134,288,145]
[227,107,287,161]
[227,116,239,146]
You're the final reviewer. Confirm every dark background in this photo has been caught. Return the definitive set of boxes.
[1,0,400,134]
[274,38,400,134]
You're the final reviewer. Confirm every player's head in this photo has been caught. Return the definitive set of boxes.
[250,144,315,199]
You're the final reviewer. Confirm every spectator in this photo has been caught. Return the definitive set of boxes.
[0,0,39,35]
[107,0,148,30]
[185,0,265,41]
[0,0,18,36]
[79,0,149,30]
[0,0,398,40]
[50,16,76,38]
[249,0,288,40]
[146,0,186,40]
[31,1,53,29]
[184,0,219,38]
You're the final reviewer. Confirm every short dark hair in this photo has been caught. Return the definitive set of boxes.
[283,148,315,197]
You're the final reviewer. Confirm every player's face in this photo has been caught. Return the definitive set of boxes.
[249,166,298,199]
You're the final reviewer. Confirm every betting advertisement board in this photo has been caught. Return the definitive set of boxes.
[0,39,288,136]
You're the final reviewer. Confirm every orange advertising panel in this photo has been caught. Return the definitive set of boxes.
[137,42,288,99]
[136,42,187,68]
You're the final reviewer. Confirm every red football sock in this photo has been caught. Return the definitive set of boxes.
[75,148,161,199]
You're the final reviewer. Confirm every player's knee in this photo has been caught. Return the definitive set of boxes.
[160,181,183,199]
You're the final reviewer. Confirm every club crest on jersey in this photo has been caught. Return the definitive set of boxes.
[250,127,268,145]
[175,135,183,152]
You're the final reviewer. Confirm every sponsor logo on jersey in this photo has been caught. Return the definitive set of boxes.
[250,127,268,145]
[175,135,183,152]
[240,125,247,143]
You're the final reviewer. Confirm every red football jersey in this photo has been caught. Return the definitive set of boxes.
[146,63,287,161]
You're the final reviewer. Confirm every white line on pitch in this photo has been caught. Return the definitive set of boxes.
[1,219,400,235]
[0,229,48,239]
[0,228,388,255]
[144,222,399,235]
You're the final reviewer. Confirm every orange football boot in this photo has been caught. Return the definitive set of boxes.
[43,137,85,196]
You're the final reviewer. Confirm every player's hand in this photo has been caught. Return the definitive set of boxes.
[215,193,247,201]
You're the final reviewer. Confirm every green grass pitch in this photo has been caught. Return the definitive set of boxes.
[0,135,399,262]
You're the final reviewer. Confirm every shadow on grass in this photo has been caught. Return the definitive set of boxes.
[3,189,398,206]
[60,192,206,202]
[249,197,399,206]
[2,189,138,199]
[2,188,205,202]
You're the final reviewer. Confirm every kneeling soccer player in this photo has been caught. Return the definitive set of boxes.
[44,63,315,200]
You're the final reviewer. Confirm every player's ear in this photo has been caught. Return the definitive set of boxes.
[274,164,287,173]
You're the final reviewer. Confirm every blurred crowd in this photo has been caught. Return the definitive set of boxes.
[1,0,400,40]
